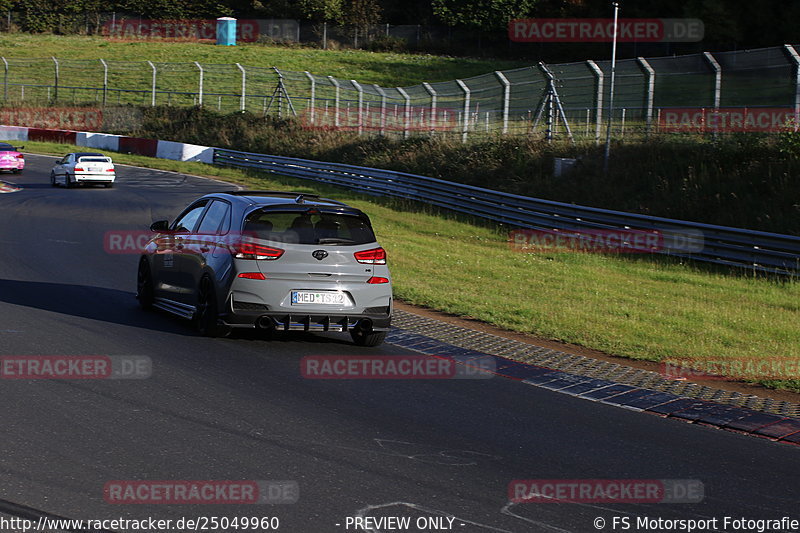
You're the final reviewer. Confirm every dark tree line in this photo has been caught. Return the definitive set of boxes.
[3,0,799,49]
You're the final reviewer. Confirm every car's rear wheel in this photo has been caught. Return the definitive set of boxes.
[64,173,73,188]
[350,329,387,347]
[195,275,230,338]
[104,182,114,188]
[136,259,154,311]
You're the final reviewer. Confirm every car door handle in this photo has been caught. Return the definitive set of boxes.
[308,272,332,277]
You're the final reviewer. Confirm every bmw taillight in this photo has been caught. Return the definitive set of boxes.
[232,241,284,260]
[106,168,115,172]
[354,247,386,265]
[74,167,84,172]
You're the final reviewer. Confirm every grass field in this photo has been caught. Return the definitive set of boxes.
[12,140,800,390]
[0,34,529,87]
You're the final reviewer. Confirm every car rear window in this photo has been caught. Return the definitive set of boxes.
[0,143,14,152]
[243,210,376,245]
[78,156,111,163]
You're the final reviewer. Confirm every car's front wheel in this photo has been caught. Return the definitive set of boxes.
[50,171,57,187]
[350,329,387,347]
[194,275,230,338]
[136,259,154,310]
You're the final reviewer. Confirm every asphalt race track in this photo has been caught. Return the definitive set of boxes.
[0,154,797,533]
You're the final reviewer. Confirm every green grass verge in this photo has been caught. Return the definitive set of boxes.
[16,140,800,391]
[0,34,528,87]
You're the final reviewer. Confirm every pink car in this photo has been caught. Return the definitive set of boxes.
[0,142,24,173]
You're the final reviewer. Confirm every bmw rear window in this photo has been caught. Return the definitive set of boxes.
[78,156,111,163]
[243,210,376,245]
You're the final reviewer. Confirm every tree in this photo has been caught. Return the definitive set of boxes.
[432,0,537,31]
[299,0,344,22]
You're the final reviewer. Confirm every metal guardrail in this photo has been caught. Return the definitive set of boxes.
[214,148,800,276]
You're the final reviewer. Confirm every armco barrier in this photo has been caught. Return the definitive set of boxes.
[213,148,800,276]
[1,123,797,275]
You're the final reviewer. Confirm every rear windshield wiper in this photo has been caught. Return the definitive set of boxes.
[317,237,357,244]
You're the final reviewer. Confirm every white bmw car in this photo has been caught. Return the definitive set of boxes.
[50,152,116,188]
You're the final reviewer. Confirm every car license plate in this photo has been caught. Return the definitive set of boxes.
[291,291,345,305]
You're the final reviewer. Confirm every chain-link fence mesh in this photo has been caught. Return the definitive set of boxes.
[2,44,800,141]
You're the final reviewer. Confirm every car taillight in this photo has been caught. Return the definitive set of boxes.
[16,154,23,159]
[354,247,386,265]
[238,272,266,280]
[367,276,389,284]
[106,168,115,172]
[74,167,84,172]
[232,241,284,260]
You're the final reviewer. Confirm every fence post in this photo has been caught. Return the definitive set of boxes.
[783,44,800,121]
[422,82,437,134]
[99,59,108,106]
[397,87,411,139]
[703,51,721,110]
[636,57,655,134]
[351,80,364,135]
[495,71,511,134]
[147,60,156,106]
[194,61,203,107]
[2,57,7,102]
[456,79,470,143]
[305,71,316,124]
[373,84,387,136]
[328,76,340,127]
[52,56,59,102]
[586,60,603,145]
[236,63,246,111]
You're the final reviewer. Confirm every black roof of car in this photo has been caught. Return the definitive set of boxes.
[209,191,348,208]
[0,142,17,151]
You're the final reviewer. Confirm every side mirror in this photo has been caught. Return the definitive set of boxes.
[150,220,170,232]
[55,159,62,164]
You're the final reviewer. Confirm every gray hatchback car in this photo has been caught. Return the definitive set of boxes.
[136,191,392,346]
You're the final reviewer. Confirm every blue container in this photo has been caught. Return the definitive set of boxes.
[216,17,237,46]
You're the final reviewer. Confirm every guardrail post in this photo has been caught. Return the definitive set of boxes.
[783,44,800,123]
[422,82,437,134]
[304,71,316,124]
[236,63,246,111]
[99,59,108,106]
[52,56,59,102]
[636,57,655,134]
[456,79,470,143]
[328,76,340,127]
[397,87,411,139]
[2,57,7,102]
[373,84,387,136]
[194,61,204,107]
[495,71,511,134]
[586,60,603,145]
[351,80,364,135]
[703,51,721,110]
[147,61,156,106]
